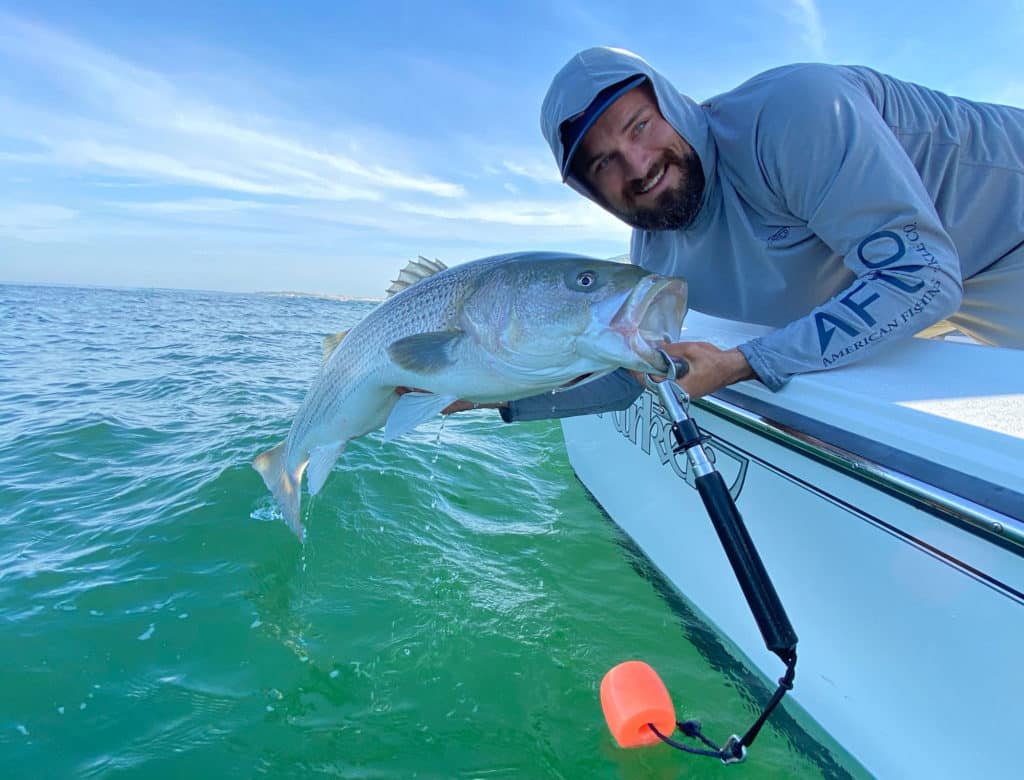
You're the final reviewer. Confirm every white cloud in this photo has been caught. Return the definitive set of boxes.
[0,204,78,241]
[0,12,630,289]
[57,139,382,201]
[501,159,562,184]
[113,198,271,215]
[393,196,628,237]
[96,193,629,247]
[777,0,827,60]
[991,82,1024,109]
[0,13,463,203]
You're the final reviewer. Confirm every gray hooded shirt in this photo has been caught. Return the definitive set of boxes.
[538,47,1024,391]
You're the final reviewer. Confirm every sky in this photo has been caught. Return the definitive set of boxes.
[1,0,1022,297]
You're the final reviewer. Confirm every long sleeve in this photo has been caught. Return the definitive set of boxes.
[736,66,962,390]
[499,369,643,422]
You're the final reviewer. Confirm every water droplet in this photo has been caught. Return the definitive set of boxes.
[57,707,65,715]
[16,724,29,736]
[79,702,87,711]
[329,670,339,679]
[137,624,155,641]
[431,414,450,462]
[250,619,262,629]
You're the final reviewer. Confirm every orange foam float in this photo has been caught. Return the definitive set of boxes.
[600,660,676,748]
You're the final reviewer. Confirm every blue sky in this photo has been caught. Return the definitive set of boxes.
[1,1,1022,297]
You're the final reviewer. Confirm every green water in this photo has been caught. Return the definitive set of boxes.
[0,284,864,778]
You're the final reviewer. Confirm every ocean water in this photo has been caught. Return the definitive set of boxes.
[0,283,865,779]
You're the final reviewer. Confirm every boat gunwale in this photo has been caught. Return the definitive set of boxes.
[698,388,1024,554]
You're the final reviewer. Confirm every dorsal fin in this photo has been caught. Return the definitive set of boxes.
[385,256,448,298]
[322,329,349,362]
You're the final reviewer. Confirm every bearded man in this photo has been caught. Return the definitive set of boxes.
[492,47,1024,422]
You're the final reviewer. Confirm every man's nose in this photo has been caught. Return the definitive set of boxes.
[622,143,654,181]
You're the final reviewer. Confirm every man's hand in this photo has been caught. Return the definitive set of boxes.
[394,387,507,415]
[632,342,756,399]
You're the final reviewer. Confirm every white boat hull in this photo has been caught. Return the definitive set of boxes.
[562,313,1024,779]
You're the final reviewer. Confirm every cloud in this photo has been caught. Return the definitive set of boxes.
[501,159,562,184]
[0,203,78,241]
[390,197,630,243]
[776,0,827,60]
[990,82,1024,109]
[58,140,383,201]
[112,198,271,215]
[110,192,626,236]
[0,12,630,291]
[0,13,463,204]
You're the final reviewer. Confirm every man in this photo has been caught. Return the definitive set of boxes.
[490,47,1024,423]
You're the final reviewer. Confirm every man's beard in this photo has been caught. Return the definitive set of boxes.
[620,149,705,231]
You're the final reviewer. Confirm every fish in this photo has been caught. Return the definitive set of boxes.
[253,251,687,539]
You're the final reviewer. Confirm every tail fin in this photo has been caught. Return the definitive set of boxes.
[252,442,307,541]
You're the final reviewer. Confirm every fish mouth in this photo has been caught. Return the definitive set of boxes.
[612,274,688,371]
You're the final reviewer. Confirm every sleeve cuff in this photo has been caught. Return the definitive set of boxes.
[737,340,789,392]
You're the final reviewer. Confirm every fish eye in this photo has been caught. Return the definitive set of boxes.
[577,271,597,288]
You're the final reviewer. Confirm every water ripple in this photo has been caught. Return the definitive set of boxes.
[0,284,863,779]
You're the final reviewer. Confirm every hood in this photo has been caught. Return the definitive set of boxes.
[540,47,717,214]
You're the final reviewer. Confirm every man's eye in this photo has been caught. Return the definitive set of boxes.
[634,119,648,134]
[594,157,610,174]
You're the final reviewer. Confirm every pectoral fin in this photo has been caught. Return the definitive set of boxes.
[387,331,464,374]
[384,392,458,442]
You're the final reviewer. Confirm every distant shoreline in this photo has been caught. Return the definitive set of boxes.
[0,280,383,301]
[255,291,383,303]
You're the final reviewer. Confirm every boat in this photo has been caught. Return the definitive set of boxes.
[561,310,1024,779]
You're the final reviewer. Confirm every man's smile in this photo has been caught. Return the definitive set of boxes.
[630,158,678,205]
[638,164,666,194]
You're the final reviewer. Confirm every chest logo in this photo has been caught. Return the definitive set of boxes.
[765,226,790,246]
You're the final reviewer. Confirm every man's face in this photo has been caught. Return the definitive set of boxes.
[575,85,705,231]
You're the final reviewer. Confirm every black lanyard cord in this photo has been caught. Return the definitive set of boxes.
[638,360,801,765]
